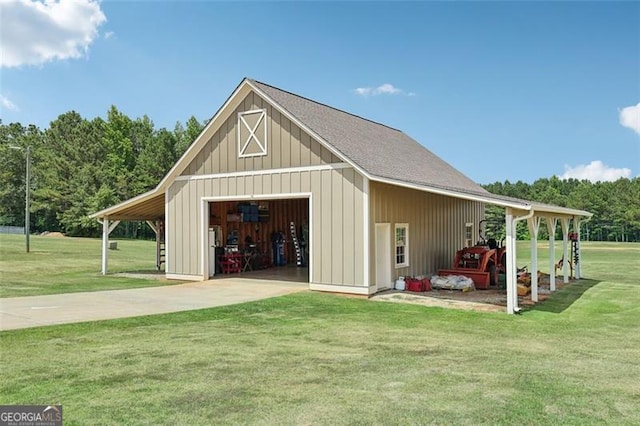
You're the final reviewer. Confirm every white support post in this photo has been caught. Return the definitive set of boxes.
[574,217,582,279]
[528,217,541,302]
[561,218,570,283]
[101,218,109,275]
[505,209,517,314]
[546,217,558,292]
[100,218,121,276]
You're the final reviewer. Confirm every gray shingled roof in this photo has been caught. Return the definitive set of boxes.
[250,79,491,196]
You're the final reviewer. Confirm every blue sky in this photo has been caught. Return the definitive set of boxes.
[1,0,639,184]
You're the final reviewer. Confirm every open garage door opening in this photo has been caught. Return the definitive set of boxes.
[205,197,310,283]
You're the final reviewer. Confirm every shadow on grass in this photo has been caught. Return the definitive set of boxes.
[529,279,601,313]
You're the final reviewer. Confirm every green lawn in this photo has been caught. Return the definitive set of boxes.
[0,234,177,297]
[1,241,639,424]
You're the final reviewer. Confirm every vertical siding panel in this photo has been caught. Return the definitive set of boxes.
[272,174,281,194]
[231,176,239,196]
[281,116,291,168]
[212,131,221,174]
[253,175,262,196]
[342,169,355,285]
[176,185,185,273]
[168,186,177,274]
[290,123,301,167]
[321,170,333,283]
[291,172,301,194]
[207,134,216,174]
[219,118,228,174]
[263,174,271,194]
[220,177,229,197]
[321,146,333,164]
[301,170,311,192]
[263,104,272,170]
[310,171,322,283]
[228,113,237,173]
[353,173,364,286]
[236,176,249,195]
[281,172,291,194]
[310,138,322,166]
[331,170,343,284]
[300,132,311,167]
[271,110,281,168]
[189,181,198,274]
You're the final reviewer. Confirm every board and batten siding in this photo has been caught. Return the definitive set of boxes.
[182,91,341,176]
[369,182,485,283]
[166,167,366,287]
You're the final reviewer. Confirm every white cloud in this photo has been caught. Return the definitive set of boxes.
[0,95,19,112]
[560,160,631,182]
[619,102,640,134]
[353,83,414,97]
[0,0,107,68]
[104,31,115,39]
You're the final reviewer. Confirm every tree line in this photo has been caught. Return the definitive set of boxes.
[1,108,638,241]
[0,107,203,238]
[482,177,640,242]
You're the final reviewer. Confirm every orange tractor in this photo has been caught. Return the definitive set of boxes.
[438,220,507,289]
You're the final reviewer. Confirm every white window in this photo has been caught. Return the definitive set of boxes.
[238,109,267,158]
[465,222,474,247]
[395,223,409,268]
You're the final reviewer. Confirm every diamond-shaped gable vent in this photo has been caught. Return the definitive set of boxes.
[238,109,267,158]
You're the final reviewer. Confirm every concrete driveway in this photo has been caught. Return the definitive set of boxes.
[0,278,306,331]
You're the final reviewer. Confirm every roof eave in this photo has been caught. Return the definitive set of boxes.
[90,188,161,219]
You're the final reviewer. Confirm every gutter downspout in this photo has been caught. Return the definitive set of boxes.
[506,208,535,314]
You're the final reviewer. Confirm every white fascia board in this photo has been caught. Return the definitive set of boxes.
[201,192,312,202]
[529,204,592,218]
[90,188,161,219]
[175,163,351,182]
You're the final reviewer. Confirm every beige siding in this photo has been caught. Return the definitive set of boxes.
[182,91,341,176]
[166,167,365,286]
[369,182,485,282]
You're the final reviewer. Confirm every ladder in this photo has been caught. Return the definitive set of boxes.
[156,241,165,271]
[290,221,305,267]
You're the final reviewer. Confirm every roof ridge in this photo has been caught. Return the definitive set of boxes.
[248,78,403,133]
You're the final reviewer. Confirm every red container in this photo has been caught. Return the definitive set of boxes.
[421,278,432,292]
[406,277,423,292]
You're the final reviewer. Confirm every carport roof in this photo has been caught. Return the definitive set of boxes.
[91,190,164,221]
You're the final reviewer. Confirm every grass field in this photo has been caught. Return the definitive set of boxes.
[1,239,639,424]
[0,234,176,297]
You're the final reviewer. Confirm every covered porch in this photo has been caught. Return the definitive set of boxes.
[91,189,166,276]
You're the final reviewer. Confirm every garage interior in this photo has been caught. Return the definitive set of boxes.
[207,198,309,282]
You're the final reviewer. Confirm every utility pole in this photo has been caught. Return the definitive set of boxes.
[25,146,30,253]
[9,145,30,253]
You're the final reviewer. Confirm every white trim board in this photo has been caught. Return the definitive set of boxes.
[166,273,202,281]
[175,163,351,182]
[309,283,372,296]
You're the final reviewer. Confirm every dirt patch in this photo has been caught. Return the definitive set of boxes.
[41,232,65,237]
[371,276,574,313]
[372,291,504,313]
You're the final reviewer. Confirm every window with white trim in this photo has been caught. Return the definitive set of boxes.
[395,223,409,268]
[465,222,474,247]
[238,109,267,158]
